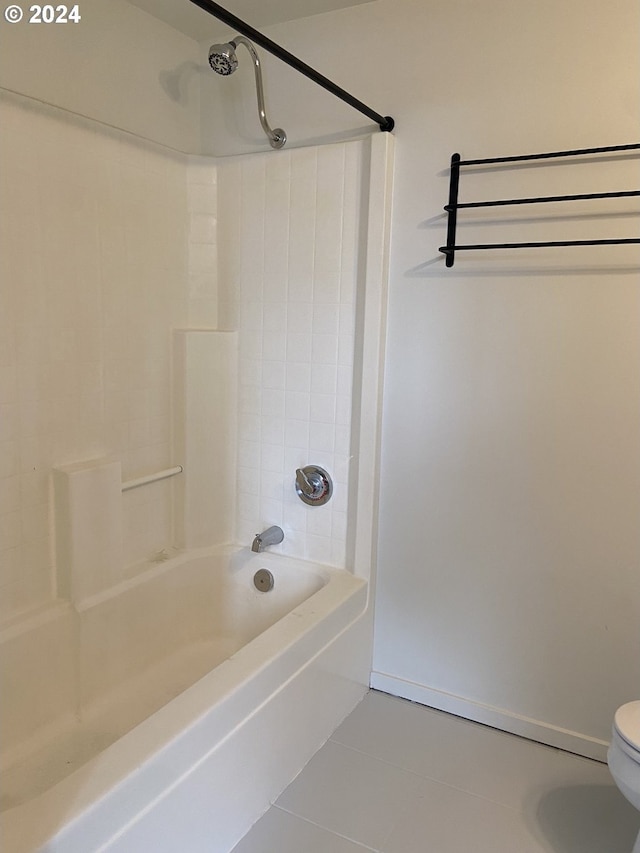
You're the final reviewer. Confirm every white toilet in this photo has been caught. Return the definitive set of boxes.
[608,701,640,853]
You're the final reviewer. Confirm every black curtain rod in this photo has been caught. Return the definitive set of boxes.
[188,0,394,133]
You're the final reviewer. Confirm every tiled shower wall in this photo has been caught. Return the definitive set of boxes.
[0,92,201,622]
[1,90,366,623]
[216,142,366,567]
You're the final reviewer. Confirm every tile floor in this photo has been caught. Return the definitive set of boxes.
[231,690,639,853]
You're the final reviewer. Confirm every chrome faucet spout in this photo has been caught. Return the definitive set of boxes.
[251,525,284,552]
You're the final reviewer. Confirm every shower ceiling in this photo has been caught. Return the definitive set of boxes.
[127,0,374,39]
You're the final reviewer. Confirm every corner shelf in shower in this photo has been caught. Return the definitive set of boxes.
[438,143,640,267]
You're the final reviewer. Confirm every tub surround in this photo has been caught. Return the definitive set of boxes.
[216,140,368,568]
[173,329,238,549]
[0,89,378,620]
[0,90,194,623]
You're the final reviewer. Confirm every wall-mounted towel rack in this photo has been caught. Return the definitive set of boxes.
[439,143,640,267]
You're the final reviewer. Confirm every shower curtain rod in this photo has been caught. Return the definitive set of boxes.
[188,0,395,133]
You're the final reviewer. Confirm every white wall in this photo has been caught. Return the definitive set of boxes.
[206,0,640,755]
[0,0,202,152]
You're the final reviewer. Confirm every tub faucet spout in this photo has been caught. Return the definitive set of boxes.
[251,525,284,552]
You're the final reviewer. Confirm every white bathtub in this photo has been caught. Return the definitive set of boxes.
[0,546,369,853]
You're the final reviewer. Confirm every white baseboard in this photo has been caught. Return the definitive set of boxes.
[370,670,609,763]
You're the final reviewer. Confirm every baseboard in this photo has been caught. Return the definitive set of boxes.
[370,670,609,763]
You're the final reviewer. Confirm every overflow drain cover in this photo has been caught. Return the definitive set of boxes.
[253,568,274,592]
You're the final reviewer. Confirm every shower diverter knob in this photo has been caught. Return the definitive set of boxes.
[295,465,333,506]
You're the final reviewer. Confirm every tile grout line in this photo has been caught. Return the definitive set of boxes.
[325,735,528,816]
[271,804,382,852]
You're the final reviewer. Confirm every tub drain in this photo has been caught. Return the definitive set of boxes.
[253,568,274,592]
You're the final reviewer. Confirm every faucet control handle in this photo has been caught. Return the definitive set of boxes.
[295,467,312,493]
[295,465,333,506]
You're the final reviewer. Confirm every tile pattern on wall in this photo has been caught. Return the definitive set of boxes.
[216,141,365,567]
[0,92,198,622]
[1,90,364,622]
[187,156,218,329]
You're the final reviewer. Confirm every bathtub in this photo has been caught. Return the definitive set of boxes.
[0,546,369,853]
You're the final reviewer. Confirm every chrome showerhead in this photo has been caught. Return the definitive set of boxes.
[207,35,286,149]
[208,41,238,76]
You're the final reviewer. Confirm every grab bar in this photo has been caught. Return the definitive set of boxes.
[121,466,183,492]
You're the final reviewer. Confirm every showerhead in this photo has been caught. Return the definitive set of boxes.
[208,42,238,76]
[207,35,286,149]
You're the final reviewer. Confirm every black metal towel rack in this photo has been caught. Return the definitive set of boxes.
[188,0,395,133]
[439,143,640,267]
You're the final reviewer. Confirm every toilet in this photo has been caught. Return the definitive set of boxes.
[608,701,640,852]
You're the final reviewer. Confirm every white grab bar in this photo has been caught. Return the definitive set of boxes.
[121,466,183,492]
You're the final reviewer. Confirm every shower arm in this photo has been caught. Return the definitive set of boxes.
[189,0,394,133]
[233,36,285,150]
